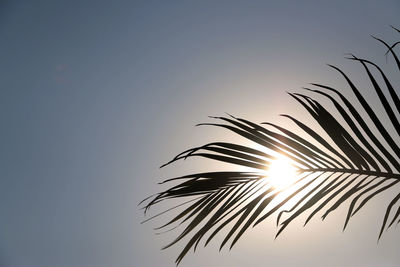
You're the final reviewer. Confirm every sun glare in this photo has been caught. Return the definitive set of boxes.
[265,155,298,190]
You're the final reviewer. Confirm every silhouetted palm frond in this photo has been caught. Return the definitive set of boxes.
[141,27,400,265]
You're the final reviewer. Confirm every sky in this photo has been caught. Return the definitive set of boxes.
[1,0,400,266]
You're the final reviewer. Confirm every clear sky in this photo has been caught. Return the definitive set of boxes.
[1,1,400,266]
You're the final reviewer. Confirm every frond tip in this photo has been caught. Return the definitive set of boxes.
[141,27,400,265]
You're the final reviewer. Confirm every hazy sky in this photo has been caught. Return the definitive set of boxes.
[1,1,400,266]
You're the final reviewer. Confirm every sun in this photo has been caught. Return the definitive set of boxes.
[265,155,298,190]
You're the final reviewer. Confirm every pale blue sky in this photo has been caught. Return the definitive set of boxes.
[1,1,400,266]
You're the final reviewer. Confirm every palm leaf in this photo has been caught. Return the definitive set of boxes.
[141,27,400,265]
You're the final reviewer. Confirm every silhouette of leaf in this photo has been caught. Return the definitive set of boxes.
[141,26,400,265]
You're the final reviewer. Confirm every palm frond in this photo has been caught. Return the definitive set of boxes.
[141,27,400,265]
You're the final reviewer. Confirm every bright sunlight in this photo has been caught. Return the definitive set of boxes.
[265,155,298,190]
